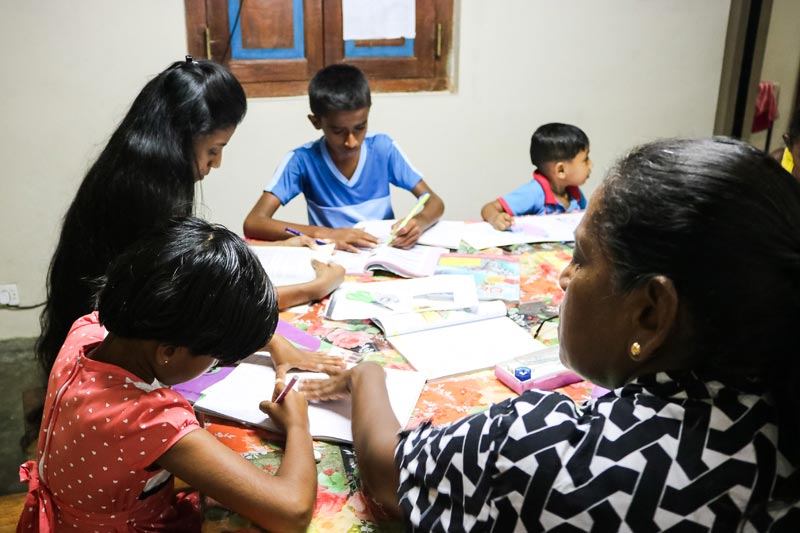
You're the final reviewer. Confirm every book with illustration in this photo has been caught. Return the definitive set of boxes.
[324,275,480,321]
[435,253,521,301]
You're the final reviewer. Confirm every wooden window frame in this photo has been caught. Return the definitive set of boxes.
[185,0,453,97]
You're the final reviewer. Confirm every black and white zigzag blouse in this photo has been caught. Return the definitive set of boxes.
[395,371,800,531]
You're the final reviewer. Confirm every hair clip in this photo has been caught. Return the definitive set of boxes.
[185,55,196,64]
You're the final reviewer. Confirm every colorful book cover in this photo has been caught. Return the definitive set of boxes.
[435,253,521,301]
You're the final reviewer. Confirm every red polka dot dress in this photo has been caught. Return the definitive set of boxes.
[18,313,202,532]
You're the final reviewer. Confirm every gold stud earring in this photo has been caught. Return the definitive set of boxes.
[163,360,169,364]
[630,342,641,360]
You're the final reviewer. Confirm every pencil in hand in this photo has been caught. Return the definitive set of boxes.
[274,375,300,404]
[387,193,431,246]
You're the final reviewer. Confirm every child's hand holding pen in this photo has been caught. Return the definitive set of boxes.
[488,212,514,231]
[284,227,328,247]
[388,193,430,249]
[259,374,310,432]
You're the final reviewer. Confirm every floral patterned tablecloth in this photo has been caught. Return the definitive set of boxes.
[203,243,587,532]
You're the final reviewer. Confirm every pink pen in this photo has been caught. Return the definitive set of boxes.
[274,375,300,404]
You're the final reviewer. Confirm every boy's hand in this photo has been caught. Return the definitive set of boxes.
[325,228,379,252]
[311,259,345,296]
[259,378,310,432]
[389,218,421,249]
[489,212,514,231]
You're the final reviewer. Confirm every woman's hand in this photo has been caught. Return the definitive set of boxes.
[300,362,386,402]
[272,345,347,377]
[299,370,353,401]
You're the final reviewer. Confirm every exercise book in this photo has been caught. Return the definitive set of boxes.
[174,319,321,402]
[330,244,447,278]
[193,359,426,444]
[374,300,546,380]
[249,244,335,286]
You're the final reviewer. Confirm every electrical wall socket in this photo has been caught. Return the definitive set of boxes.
[0,284,20,306]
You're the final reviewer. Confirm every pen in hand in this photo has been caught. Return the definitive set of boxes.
[387,193,431,246]
[274,375,300,404]
[285,227,327,246]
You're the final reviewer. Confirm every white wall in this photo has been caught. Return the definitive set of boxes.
[748,0,800,152]
[0,0,731,339]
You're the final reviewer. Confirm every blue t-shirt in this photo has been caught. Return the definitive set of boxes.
[498,172,586,216]
[265,132,423,228]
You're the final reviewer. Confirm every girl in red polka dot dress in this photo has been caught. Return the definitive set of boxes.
[18,217,317,533]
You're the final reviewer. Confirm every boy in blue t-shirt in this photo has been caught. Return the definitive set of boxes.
[481,123,592,230]
[244,64,444,251]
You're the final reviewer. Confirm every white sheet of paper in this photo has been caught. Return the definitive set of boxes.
[194,362,426,443]
[355,219,465,250]
[249,245,335,287]
[461,212,583,250]
[342,0,416,40]
[389,316,546,380]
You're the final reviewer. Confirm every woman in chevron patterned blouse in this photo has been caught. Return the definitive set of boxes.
[303,137,800,531]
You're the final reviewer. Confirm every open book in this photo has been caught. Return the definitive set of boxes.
[249,244,335,286]
[174,320,322,403]
[324,275,480,321]
[462,212,584,250]
[373,300,546,380]
[330,244,446,278]
[193,359,426,444]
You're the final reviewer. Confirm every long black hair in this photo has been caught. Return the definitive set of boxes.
[594,137,800,511]
[99,217,277,364]
[37,58,246,375]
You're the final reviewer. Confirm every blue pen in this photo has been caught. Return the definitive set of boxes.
[285,227,327,246]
